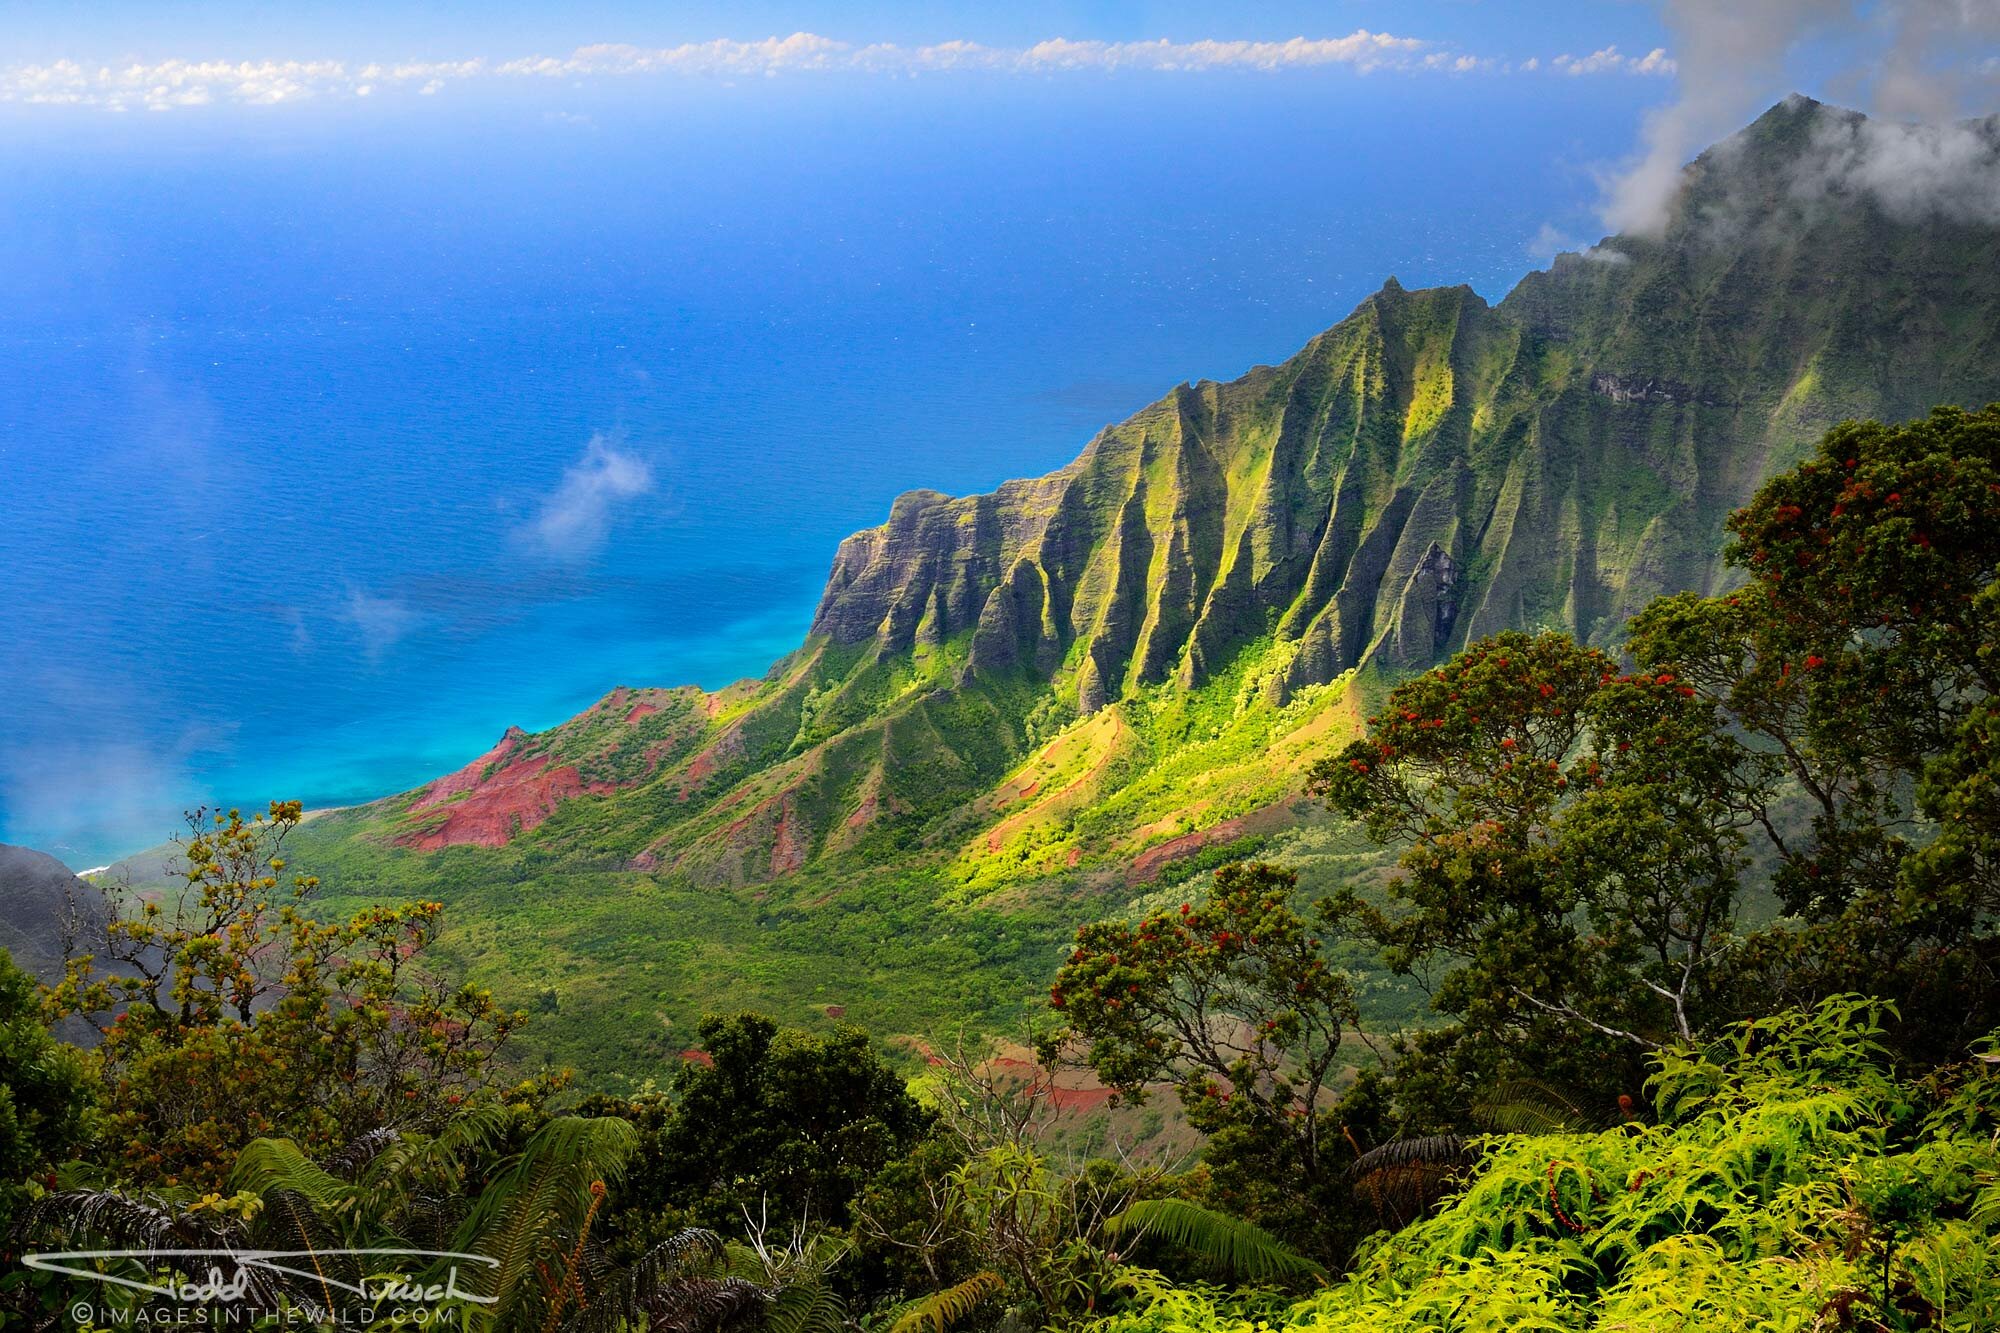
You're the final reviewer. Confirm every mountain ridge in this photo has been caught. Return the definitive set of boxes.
[320,95,2000,889]
[121,94,2000,1077]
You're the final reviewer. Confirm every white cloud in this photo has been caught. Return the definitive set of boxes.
[520,435,654,563]
[1791,112,2000,224]
[1552,45,1678,77]
[1524,223,1633,264]
[1527,221,1580,259]
[0,30,1525,109]
[497,32,1434,77]
[0,674,222,861]
[341,588,422,660]
[1598,0,2000,237]
[0,735,188,861]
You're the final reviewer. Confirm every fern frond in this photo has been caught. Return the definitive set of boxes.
[889,1271,1004,1333]
[557,1228,729,1333]
[454,1115,639,1329]
[232,1138,363,1217]
[18,1188,228,1250]
[250,1189,365,1315]
[320,1127,401,1180]
[1474,1080,1599,1134]
[1103,1200,1325,1284]
[766,1276,849,1333]
[1350,1134,1474,1224]
[1350,1135,1471,1174]
[644,1276,771,1333]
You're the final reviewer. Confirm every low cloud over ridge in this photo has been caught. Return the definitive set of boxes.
[1601,1,2000,236]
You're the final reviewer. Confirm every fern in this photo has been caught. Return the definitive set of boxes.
[1473,1080,1600,1134]
[452,1115,638,1331]
[232,1138,363,1218]
[1349,1135,1472,1225]
[1103,1200,1326,1284]
[558,1227,769,1333]
[1086,999,2000,1333]
[766,1275,850,1333]
[250,1189,365,1317]
[889,1270,1004,1333]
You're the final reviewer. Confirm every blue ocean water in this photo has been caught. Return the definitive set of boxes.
[0,75,1658,866]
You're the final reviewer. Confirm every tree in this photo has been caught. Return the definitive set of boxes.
[1040,863,1380,1255]
[1310,405,2000,1110]
[853,1035,1169,1326]
[1305,630,1758,1124]
[1630,402,2000,1057]
[601,1014,931,1240]
[43,803,537,1192]
[0,948,96,1233]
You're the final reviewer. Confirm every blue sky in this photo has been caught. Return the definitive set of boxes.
[2,2,1993,129]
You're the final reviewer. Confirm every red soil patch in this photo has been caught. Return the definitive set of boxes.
[1126,801,1295,882]
[1046,1085,1118,1113]
[770,796,807,876]
[678,728,744,799]
[416,728,524,805]
[396,730,614,851]
[679,1049,715,1067]
[626,702,659,724]
[996,776,1042,807]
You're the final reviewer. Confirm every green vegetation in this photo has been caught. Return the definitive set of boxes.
[1094,998,2000,1333]
[0,951,94,1236]
[129,94,1996,1087]
[13,99,2000,1332]
[44,804,545,1193]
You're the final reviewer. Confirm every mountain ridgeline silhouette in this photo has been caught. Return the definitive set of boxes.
[297,96,2000,893]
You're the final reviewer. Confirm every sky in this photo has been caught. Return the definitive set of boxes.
[1,4,1994,167]
[0,3,1682,65]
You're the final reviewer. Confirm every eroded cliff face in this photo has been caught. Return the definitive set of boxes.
[807,281,1509,713]
[812,97,2000,722]
[331,97,2000,887]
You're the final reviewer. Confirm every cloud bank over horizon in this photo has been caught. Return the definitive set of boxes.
[0,30,1675,112]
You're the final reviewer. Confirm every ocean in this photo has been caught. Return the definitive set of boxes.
[0,73,1660,866]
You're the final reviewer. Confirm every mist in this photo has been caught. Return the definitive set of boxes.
[1606,0,2000,235]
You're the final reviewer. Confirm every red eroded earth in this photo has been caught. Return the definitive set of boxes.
[395,728,616,851]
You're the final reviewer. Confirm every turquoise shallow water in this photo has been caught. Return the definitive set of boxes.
[0,76,1657,866]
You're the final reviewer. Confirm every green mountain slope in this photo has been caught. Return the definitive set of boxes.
[273,97,2000,1081]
